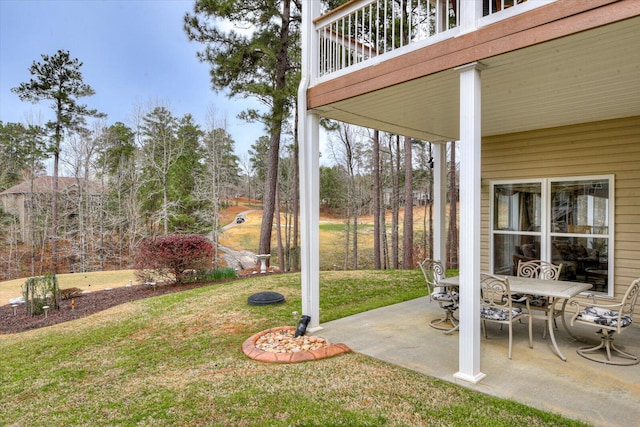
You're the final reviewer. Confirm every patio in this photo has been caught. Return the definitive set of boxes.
[318,297,640,427]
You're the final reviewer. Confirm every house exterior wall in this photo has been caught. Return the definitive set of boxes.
[0,177,105,246]
[481,115,640,300]
[1,193,27,239]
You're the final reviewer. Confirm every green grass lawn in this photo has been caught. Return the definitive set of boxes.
[0,270,588,426]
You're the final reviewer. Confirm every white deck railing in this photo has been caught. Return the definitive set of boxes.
[315,0,537,78]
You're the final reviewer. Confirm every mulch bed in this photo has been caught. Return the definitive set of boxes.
[0,281,224,335]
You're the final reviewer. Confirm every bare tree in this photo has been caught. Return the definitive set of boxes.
[199,110,238,268]
[0,117,47,276]
[62,121,107,272]
[238,152,255,204]
[328,123,369,270]
[372,130,382,269]
[403,135,414,269]
[447,141,459,269]
[202,114,223,269]
[276,143,298,272]
[427,142,434,260]
[390,135,401,269]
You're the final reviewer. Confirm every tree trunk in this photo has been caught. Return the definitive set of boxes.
[448,142,459,269]
[428,143,434,261]
[284,199,292,272]
[381,208,389,269]
[391,135,400,269]
[29,173,36,276]
[52,125,61,274]
[343,217,350,270]
[292,103,300,271]
[403,135,414,269]
[373,130,381,269]
[163,178,169,235]
[258,0,291,257]
[352,209,358,270]
[275,186,284,272]
[99,172,105,271]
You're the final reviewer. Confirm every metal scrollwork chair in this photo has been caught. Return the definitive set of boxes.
[481,273,533,359]
[518,259,563,281]
[418,259,458,334]
[513,260,563,336]
[569,278,640,365]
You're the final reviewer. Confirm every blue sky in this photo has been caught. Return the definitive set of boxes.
[0,0,266,159]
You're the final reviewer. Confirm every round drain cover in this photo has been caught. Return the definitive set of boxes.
[248,291,285,306]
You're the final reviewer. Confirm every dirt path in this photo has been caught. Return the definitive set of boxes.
[217,210,259,270]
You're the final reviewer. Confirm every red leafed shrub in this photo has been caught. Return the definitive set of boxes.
[134,234,213,284]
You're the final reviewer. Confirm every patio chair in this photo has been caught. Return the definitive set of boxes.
[513,259,563,336]
[480,273,533,359]
[569,278,640,365]
[418,259,458,334]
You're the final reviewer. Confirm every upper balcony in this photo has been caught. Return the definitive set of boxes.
[305,0,640,142]
[314,0,553,83]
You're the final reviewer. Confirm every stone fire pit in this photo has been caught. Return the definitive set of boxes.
[242,326,351,363]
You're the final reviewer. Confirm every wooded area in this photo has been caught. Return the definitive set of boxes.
[0,111,459,280]
[0,1,460,281]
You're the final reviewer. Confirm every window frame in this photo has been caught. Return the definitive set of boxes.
[490,175,614,297]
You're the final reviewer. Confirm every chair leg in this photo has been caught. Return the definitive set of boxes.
[429,306,458,332]
[541,307,559,339]
[577,330,640,366]
[507,322,513,359]
[429,316,454,330]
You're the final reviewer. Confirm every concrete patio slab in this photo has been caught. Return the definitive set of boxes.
[318,297,640,427]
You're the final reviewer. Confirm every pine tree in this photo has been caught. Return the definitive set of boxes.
[12,50,104,272]
[185,0,300,257]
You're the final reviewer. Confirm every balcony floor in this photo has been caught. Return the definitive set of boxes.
[319,297,640,427]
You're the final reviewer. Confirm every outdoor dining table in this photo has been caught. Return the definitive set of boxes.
[439,275,592,361]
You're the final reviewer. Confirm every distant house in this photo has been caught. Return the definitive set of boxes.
[382,188,431,207]
[0,176,105,244]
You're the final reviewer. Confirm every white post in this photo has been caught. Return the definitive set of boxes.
[299,112,320,331]
[458,0,483,34]
[299,0,321,331]
[432,143,447,268]
[453,61,486,384]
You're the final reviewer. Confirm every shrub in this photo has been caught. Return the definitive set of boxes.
[134,234,214,285]
[60,287,83,300]
[194,267,238,283]
[22,273,60,315]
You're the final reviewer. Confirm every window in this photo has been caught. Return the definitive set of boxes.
[491,176,613,295]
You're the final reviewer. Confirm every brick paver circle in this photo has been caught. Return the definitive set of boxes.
[242,326,351,363]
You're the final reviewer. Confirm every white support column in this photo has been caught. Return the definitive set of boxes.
[299,112,320,331]
[432,143,447,268]
[299,0,321,331]
[453,61,486,384]
[458,0,483,34]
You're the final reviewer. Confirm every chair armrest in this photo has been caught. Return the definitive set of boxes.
[569,299,624,325]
